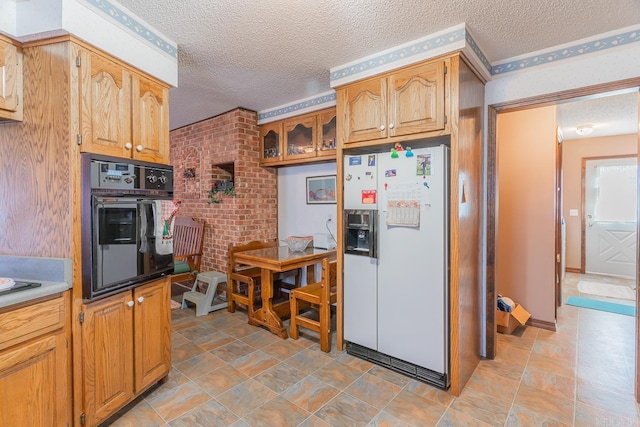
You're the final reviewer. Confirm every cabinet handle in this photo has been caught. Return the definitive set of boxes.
[125,142,132,150]
[137,296,144,304]
[136,145,144,152]
[380,124,385,131]
[389,123,394,129]
[127,300,134,307]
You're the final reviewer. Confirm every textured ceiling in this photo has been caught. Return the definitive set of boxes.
[116,0,640,130]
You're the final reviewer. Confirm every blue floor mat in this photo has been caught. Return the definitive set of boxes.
[566,296,636,317]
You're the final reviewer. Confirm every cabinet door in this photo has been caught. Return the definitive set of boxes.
[0,39,19,113]
[132,73,170,164]
[260,121,283,165]
[0,332,69,427]
[283,113,317,161]
[133,278,171,392]
[79,50,132,158]
[388,61,446,137]
[339,78,387,144]
[82,291,134,426]
[316,108,337,158]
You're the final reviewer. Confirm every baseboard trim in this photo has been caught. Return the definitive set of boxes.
[527,317,556,331]
[565,267,581,274]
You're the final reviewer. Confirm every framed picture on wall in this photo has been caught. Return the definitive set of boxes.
[306,175,336,204]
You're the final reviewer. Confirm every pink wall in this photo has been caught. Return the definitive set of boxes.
[496,106,557,323]
[562,134,637,270]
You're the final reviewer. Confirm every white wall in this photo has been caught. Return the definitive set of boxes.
[0,1,17,35]
[277,163,338,243]
[6,0,177,87]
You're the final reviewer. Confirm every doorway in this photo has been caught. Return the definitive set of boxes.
[486,79,640,401]
[584,156,637,278]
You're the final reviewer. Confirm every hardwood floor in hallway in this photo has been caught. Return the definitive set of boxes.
[105,273,639,426]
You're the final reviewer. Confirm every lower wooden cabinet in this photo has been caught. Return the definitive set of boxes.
[0,293,71,427]
[81,277,171,426]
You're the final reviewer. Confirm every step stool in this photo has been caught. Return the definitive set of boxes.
[181,271,227,316]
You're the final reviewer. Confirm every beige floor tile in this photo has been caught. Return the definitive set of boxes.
[171,341,208,365]
[240,328,282,349]
[229,350,279,377]
[576,379,640,421]
[344,372,402,409]
[191,330,236,351]
[216,378,278,417]
[261,338,307,359]
[463,363,521,402]
[313,392,379,427]
[174,351,226,379]
[384,389,448,426]
[522,365,575,400]
[404,379,455,406]
[286,348,334,375]
[146,381,212,422]
[282,376,340,413]
[167,399,239,426]
[437,407,496,427]
[312,360,365,390]
[506,404,572,426]
[513,384,575,425]
[574,401,639,427]
[242,396,311,427]
[449,387,511,425]
[368,411,412,426]
[210,340,257,363]
[192,366,248,397]
[109,400,167,427]
[253,362,308,393]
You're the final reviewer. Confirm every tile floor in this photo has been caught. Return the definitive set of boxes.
[106,273,640,426]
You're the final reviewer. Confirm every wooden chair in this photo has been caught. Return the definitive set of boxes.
[227,239,300,317]
[171,216,205,285]
[289,256,337,352]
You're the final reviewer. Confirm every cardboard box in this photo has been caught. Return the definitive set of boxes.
[497,303,531,334]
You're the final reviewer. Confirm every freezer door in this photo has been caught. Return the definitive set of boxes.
[343,253,378,349]
[343,153,378,210]
[376,145,449,375]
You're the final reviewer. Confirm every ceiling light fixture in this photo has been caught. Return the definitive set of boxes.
[575,124,594,136]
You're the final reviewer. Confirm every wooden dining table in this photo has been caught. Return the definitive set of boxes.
[233,246,337,339]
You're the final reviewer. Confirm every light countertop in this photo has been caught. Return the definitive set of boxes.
[0,256,72,309]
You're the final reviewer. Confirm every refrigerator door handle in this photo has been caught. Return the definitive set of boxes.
[371,210,378,259]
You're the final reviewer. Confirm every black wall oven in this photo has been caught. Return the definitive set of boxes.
[81,154,174,300]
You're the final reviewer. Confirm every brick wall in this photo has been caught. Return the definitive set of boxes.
[169,108,278,274]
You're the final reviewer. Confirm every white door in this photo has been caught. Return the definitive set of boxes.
[585,157,637,278]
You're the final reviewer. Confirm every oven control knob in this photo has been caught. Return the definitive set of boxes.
[147,174,157,183]
[158,175,167,184]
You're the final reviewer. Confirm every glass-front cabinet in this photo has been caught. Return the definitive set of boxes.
[260,121,283,165]
[283,114,316,161]
[317,109,337,158]
[259,107,336,166]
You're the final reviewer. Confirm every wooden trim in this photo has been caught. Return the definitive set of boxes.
[565,267,582,274]
[486,78,640,402]
[555,127,563,310]
[526,317,556,332]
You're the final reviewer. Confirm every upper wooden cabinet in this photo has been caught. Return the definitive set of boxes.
[0,36,23,121]
[78,48,170,164]
[260,120,283,165]
[260,107,336,166]
[81,277,170,426]
[337,60,447,146]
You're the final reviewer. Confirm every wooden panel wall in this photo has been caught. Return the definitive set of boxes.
[449,56,484,396]
[0,42,73,259]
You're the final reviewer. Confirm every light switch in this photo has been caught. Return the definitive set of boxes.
[569,209,578,217]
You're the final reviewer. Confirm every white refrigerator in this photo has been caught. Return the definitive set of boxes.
[343,145,449,388]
